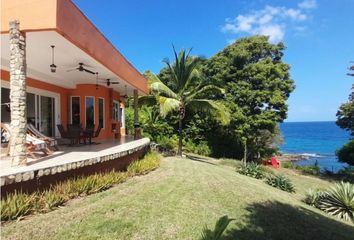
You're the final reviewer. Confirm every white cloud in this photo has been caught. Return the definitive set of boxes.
[221,1,316,43]
[258,24,284,43]
[298,0,317,9]
[284,8,307,21]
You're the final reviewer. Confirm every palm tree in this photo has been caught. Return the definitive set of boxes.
[145,47,230,156]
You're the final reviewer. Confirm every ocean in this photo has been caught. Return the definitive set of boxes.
[280,121,351,172]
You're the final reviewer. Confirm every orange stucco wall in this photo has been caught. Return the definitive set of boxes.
[69,84,125,139]
[1,0,57,32]
[56,0,148,94]
[1,69,125,139]
[1,0,149,95]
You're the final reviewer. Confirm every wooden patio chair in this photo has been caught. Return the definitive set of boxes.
[1,122,52,159]
[81,124,96,145]
[67,124,83,146]
[89,125,102,144]
[28,123,58,150]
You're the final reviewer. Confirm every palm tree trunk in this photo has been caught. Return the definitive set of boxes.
[178,116,183,156]
[243,140,247,166]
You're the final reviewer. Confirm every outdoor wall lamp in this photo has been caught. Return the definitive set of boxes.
[50,45,57,73]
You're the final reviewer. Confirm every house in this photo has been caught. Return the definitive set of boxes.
[0,0,150,194]
[1,0,148,140]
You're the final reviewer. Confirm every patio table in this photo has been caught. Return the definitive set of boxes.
[81,129,94,145]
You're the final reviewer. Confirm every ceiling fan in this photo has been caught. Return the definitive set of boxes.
[99,79,120,87]
[66,63,95,74]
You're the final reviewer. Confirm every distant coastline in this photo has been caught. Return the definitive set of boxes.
[276,153,310,162]
[279,121,349,172]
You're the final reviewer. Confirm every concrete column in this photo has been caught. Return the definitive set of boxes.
[9,20,27,166]
[133,89,141,139]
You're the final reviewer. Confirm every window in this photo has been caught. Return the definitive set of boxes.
[71,96,80,126]
[98,98,104,128]
[85,96,94,127]
[112,100,120,121]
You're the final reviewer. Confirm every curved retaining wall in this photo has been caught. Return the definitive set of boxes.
[1,138,150,197]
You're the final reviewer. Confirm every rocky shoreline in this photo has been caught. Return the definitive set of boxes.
[276,153,310,162]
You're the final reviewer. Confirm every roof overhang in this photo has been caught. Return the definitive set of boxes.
[1,0,148,95]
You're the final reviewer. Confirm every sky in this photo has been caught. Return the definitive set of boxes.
[73,0,354,122]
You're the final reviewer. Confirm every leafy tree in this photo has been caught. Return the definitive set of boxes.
[336,140,354,166]
[144,48,230,156]
[203,36,294,162]
[336,64,354,165]
[336,84,354,136]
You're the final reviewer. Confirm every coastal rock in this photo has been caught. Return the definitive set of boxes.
[276,153,309,161]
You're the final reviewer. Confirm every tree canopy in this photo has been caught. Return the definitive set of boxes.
[336,81,354,136]
[202,36,294,161]
[143,48,230,156]
[131,36,295,160]
[335,64,354,166]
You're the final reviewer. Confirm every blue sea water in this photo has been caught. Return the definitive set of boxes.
[280,121,350,172]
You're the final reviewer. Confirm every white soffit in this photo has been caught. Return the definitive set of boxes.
[1,31,136,95]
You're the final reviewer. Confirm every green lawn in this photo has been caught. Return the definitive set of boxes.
[2,156,354,240]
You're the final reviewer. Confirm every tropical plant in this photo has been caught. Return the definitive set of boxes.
[304,189,325,206]
[127,151,161,175]
[143,47,230,156]
[296,165,321,175]
[200,215,235,240]
[1,152,159,221]
[266,174,295,193]
[0,191,34,221]
[139,105,174,142]
[237,162,265,179]
[41,190,66,211]
[281,161,295,169]
[316,181,354,222]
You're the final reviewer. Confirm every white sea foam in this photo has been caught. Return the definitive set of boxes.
[300,153,323,158]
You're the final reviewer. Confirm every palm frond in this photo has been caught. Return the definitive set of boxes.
[185,85,225,104]
[145,72,178,99]
[188,99,230,125]
[181,66,201,93]
[157,96,180,117]
[164,47,201,92]
[150,82,178,99]
[138,95,156,107]
[200,215,235,240]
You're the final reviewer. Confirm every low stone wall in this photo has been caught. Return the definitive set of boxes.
[1,141,150,197]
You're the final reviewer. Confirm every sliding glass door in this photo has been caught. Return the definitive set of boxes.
[40,96,55,136]
[27,94,55,137]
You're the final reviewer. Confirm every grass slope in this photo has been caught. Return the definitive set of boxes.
[2,156,354,240]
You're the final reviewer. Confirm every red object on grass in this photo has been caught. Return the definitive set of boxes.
[271,157,280,168]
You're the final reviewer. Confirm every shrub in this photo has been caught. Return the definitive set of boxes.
[184,140,211,156]
[336,140,354,166]
[128,151,161,175]
[0,191,34,221]
[304,189,325,206]
[266,175,296,193]
[156,135,178,151]
[200,215,235,240]
[71,175,99,195]
[41,190,66,211]
[296,165,321,175]
[237,163,265,179]
[316,182,354,222]
[281,161,295,169]
[1,152,159,221]
[102,171,128,186]
[336,167,354,183]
